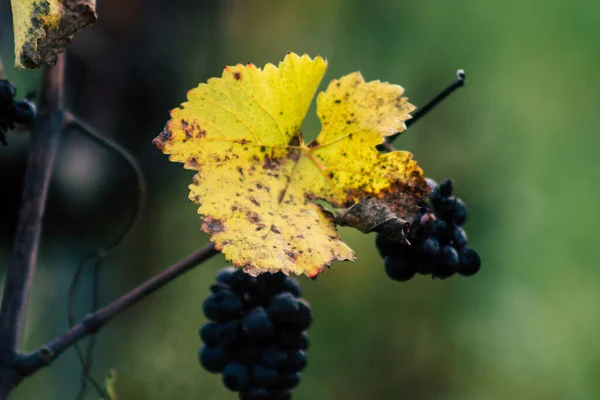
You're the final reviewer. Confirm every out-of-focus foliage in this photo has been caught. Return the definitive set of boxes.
[102,370,117,400]
[154,52,426,278]
[10,0,96,69]
[1,0,600,399]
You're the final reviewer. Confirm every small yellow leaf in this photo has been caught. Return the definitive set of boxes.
[154,53,429,277]
[102,369,117,400]
[10,0,96,69]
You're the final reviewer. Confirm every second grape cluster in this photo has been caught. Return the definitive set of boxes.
[199,267,311,400]
[0,79,36,146]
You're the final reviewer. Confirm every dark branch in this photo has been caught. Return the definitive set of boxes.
[0,54,66,358]
[19,243,218,375]
[387,69,466,145]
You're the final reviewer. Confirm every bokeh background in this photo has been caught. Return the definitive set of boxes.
[1,0,599,399]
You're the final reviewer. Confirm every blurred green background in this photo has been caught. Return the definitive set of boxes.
[1,0,599,399]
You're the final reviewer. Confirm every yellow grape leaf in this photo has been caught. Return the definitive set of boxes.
[154,52,428,277]
[10,0,97,69]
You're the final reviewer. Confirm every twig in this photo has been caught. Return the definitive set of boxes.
[386,69,466,145]
[19,242,218,375]
[0,54,66,392]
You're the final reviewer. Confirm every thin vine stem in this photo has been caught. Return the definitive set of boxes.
[386,69,466,145]
[64,112,147,398]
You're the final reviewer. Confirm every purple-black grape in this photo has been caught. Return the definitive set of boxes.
[282,277,302,297]
[271,390,292,400]
[439,179,454,197]
[420,236,440,256]
[199,345,231,373]
[203,290,243,321]
[0,80,16,109]
[425,177,438,192]
[439,246,459,268]
[262,345,288,368]
[210,282,230,294]
[252,364,278,388]
[276,372,301,390]
[452,226,468,248]
[235,344,261,365]
[384,255,416,282]
[216,320,241,345]
[457,247,481,276]
[239,388,270,400]
[243,307,274,339]
[295,299,312,331]
[283,350,306,372]
[299,332,309,350]
[275,328,303,350]
[268,292,299,323]
[452,198,468,225]
[11,99,35,125]
[222,362,250,391]
[199,322,218,346]
[375,233,398,258]
[216,267,237,285]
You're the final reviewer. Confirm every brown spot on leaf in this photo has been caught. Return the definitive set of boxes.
[271,226,281,234]
[285,249,299,260]
[152,127,172,150]
[202,216,225,233]
[196,129,207,138]
[188,157,199,168]
[246,211,262,224]
[263,156,283,170]
[287,148,300,162]
[237,166,244,176]
[233,71,242,81]
[248,196,260,207]
[288,135,301,147]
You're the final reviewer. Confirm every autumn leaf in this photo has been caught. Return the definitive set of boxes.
[10,0,96,69]
[153,52,429,277]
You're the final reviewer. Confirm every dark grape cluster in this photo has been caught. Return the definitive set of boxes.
[377,178,481,281]
[0,79,36,146]
[199,267,311,399]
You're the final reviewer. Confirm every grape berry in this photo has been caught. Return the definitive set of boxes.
[0,79,36,146]
[377,178,481,281]
[200,267,311,399]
